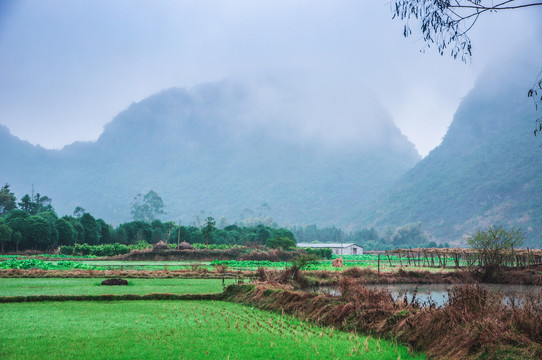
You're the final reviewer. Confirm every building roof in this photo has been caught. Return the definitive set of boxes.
[297,243,362,249]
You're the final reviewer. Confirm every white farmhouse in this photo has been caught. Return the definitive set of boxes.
[297,243,363,256]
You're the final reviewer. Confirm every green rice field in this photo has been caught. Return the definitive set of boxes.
[0,278,235,297]
[0,300,424,359]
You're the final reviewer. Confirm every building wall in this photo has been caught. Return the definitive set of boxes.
[331,245,363,256]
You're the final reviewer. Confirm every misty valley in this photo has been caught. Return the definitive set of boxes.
[3,1,542,360]
[1,37,542,360]
[2,62,542,247]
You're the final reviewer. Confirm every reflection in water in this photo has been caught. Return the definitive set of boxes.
[368,284,452,307]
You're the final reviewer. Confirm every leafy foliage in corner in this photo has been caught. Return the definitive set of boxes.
[392,1,542,62]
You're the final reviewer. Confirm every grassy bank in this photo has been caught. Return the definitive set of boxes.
[222,282,542,359]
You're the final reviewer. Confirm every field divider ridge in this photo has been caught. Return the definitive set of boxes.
[0,292,224,303]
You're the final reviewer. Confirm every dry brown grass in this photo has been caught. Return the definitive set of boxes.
[0,268,251,279]
[223,281,542,359]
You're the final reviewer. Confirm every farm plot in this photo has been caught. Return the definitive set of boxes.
[0,300,423,359]
[210,255,455,272]
[59,260,212,271]
[0,278,234,297]
[3,255,460,272]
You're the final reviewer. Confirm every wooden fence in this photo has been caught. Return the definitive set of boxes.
[383,248,542,269]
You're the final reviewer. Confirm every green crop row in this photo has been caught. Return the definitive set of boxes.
[0,258,104,271]
[211,260,291,269]
[59,243,135,257]
[210,259,370,271]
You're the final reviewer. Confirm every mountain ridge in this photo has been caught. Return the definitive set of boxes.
[353,60,542,246]
[1,78,420,227]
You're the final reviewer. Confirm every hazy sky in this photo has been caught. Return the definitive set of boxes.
[1,1,541,156]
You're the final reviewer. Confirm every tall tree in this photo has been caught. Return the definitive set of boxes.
[117,221,153,244]
[23,215,55,251]
[18,192,54,215]
[18,195,33,214]
[56,218,76,246]
[33,193,54,214]
[201,217,216,245]
[73,206,86,218]
[5,209,28,252]
[0,219,13,253]
[114,226,127,244]
[63,216,85,244]
[12,231,22,253]
[0,184,17,216]
[37,211,59,247]
[163,221,177,244]
[130,190,166,222]
[80,213,100,245]
[96,219,113,244]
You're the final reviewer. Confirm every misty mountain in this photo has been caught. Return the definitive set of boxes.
[353,61,542,247]
[1,78,419,226]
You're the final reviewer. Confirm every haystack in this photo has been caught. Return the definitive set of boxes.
[332,256,344,267]
[153,241,170,251]
[178,241,194,250]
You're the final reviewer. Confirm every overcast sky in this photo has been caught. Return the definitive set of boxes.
[1,1,541,156]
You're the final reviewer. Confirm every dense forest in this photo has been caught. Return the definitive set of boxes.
[0,185,297,254]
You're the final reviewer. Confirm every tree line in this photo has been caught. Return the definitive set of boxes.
[2,183,449,253]
[0,184,296,253]
[291,222,449,251]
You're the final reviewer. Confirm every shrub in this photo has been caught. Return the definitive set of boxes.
[266,236,296,250]
[466,225,525,282]
[304,247,333,259]
[114,243,131,255]
[91,244,117,257]
[74,243,92,256]
[59,245,74,255]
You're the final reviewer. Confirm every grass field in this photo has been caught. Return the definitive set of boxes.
[0,278,235,297]
[0,300,423,360]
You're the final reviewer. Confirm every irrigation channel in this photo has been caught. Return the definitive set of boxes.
[316,283,542,307]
